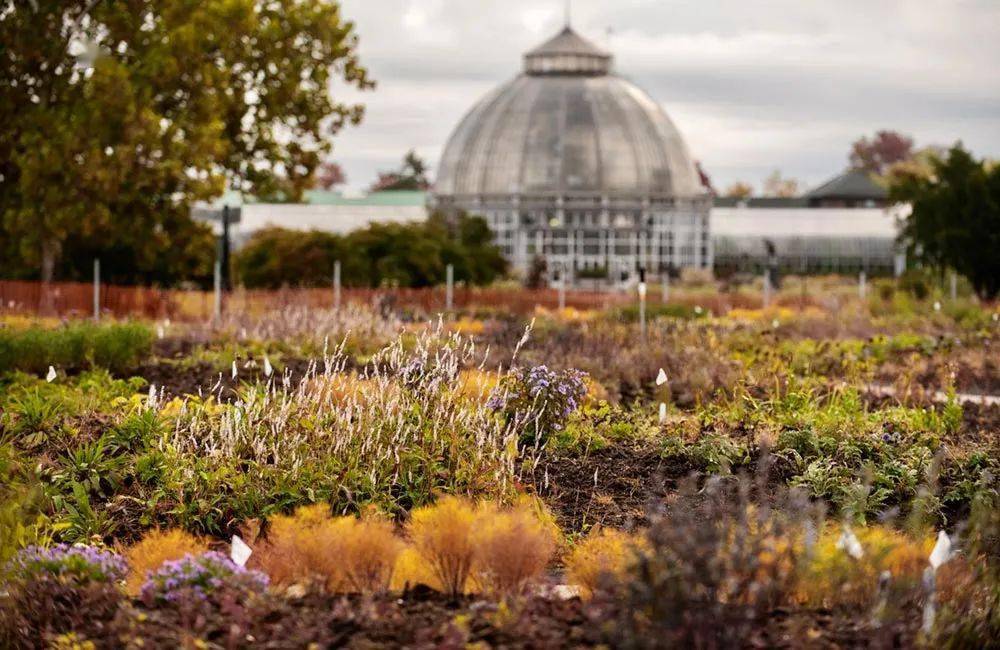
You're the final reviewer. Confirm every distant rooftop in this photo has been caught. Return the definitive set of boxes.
[714,168,889,208]
[804,168,888,201]
[713,197,808,208]
[207,189,428,208]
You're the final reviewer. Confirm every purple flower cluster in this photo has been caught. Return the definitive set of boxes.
[7,544,127,584]
[489,365,588,443]
[140,551,268,604]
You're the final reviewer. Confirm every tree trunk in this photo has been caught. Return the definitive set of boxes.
[40,237,61,314]
[40,239,58,283]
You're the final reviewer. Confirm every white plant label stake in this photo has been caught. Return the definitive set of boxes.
[836,525,864,559]
[46,365,57,382]
[263,355,273,378]
[231,361,238,380]
[923,530,953,634]
[659,402,667,424]
[231,535,252,567]
[928,530,952,570]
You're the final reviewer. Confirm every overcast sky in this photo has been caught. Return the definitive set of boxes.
[332,0,1000,194]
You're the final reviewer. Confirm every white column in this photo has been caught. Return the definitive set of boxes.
[446,264,454,310]
[92,258,100,321]
[333,260,341,310]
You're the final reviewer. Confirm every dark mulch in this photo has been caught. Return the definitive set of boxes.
[529,441,692,533]
[755,605,922,649]
[88,586,607,649]
[16,586,925,649]
[955,401,1000,447]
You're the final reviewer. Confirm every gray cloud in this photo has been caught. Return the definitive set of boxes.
[333,0,1000,193]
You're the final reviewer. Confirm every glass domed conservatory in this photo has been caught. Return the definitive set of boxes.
[433,26,711,281]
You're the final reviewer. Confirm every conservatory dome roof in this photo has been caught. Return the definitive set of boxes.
[434,27,704,199]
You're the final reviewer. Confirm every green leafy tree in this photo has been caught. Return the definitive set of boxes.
[0,1,372,284]
[59,209,216,286]
[370,150,430,192]
[891,145,1000,299]
[234,227,348,289]
[427,211,507,286]
[234,212,507,289]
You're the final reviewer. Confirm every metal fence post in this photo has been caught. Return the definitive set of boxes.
[333,260,341,311]
[661,271,670,303]
[93,258,100,321]
[859,270,867,300]
[950,272,957,301]
[638,281,647,340]
[446,263,454,311]
[763,269,772,308]
[213,260,222,322]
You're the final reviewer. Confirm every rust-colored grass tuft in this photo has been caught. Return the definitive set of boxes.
[472,501,558,597]
[398,496,558,598]
[255,504,402,594]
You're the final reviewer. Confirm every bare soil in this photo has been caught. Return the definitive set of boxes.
[76,586,923,649]
[529,441,692,533]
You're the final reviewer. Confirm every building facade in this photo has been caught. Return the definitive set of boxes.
[711,170,901,276]
[432,26,711,282]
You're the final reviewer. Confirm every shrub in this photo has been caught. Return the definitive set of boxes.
[488,365,588,445]
[255,504,402,594]
[0,322,152,375]
[140,551,268,605]
[605,476,816,648]
[565,528,643,599]
[122,529,210,595]
[471,501,558,597]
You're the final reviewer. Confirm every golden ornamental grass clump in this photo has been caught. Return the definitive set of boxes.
[472,501,558,597]
[396,496,559,598]
[565,527,645,598]
[794,524,935,608]
[401,496,479,597]
[255,504,402,594]
[122,529,210,595]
